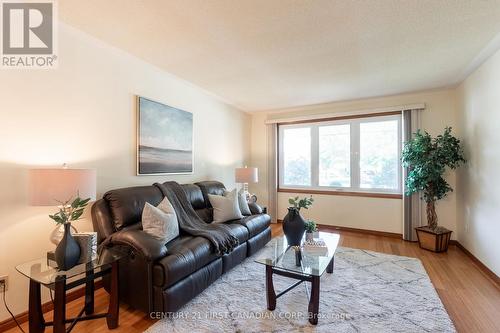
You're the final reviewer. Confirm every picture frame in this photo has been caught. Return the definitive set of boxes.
[136,96,193,175]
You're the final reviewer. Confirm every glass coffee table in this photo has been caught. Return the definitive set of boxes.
[255,231,340,325]
[16,247,127,333]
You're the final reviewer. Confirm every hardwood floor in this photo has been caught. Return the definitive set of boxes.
[4,223,500,333]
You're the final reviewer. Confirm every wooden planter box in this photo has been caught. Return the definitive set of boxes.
[415,226,452,252]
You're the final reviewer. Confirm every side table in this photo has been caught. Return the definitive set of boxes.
[16,247,126,333]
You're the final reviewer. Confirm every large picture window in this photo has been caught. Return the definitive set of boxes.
[278,113,402,195]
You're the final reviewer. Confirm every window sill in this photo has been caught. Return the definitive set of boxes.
[277,187,402,199]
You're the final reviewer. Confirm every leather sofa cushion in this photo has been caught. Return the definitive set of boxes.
[152,223,249,288]
[248,226,272,256]
[223,223,249,244]
[195,181,225,208]
[221,242,247,273]
[104,186,163,230]
[229,214,271,238]
[180,184,206,210]
[248,202,263,215]
[153,235,219,288]
[159,259,223,312]
[110,227,167,262]
[91,199,116,243]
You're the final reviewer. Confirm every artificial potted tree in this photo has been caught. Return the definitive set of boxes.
[401,127,465,252]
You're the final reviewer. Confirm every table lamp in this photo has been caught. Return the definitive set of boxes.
[235,166,258,201]
[29,165,96,270]
[29,166,96,207]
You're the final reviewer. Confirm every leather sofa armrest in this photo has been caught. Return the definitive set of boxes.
[248,202,263,215]
[110,230,167,262]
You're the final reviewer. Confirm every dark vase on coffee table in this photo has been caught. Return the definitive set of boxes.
[282,208,306,246]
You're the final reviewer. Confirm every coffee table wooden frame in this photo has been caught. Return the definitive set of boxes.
[265,254,334,325]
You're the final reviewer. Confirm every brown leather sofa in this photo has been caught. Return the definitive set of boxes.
[91,181,271,313]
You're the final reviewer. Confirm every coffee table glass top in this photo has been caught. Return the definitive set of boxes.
[255,231,340,277]
[16,247,127,286]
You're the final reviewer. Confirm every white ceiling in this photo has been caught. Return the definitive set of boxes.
[59,0,500,112]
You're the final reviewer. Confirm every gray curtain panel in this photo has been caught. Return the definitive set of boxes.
[402,109,424,241]
[266,123,278,223]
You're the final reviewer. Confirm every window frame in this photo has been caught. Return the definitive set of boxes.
[278,113,402,196]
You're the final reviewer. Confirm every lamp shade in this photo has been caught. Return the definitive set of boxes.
[29,168,97,206]
[235,167,258,183]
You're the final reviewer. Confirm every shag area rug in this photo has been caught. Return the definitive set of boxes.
[145,241,455,333]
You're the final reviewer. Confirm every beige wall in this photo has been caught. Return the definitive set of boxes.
[456,48,500,276]
[250,89,458,235]
[0,23,250,321]
[277,192,402,233]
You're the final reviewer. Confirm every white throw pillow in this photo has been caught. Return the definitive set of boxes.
[209,189,244,223]
[224,189,251,216]
[142,197,179,243]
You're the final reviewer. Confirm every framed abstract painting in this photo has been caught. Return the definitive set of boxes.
[137,96,193,175]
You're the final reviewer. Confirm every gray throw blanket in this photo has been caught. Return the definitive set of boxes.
[154,181,239,256]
